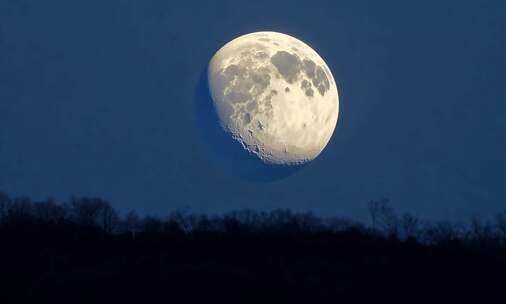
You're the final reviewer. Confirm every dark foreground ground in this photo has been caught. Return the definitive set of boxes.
[1,194,506,303]
[1,220,506,303]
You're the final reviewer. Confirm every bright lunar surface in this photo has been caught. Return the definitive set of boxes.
[208,32,339,166]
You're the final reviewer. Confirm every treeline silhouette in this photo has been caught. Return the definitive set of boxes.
[1,192,506,303]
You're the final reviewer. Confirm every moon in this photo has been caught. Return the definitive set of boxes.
[209,32,339,165]
[196,31,339,180]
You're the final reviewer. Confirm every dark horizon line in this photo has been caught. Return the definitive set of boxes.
[2,190,506,247]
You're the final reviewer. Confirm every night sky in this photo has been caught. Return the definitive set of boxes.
[0,0,505,222]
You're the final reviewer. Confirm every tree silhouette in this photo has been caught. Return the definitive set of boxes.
[31,198,66,223]
[8,196,32,222]
[124,210,141,235]
[0,191,505,303]
[496,212,506,237]
[423,221,464,245]
[367,198,399,236]
[0,191,10,222]
[400,213,420,240]
[142,215,163,233]
[69,197,117,230]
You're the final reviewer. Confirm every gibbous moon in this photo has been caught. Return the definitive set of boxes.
[209,32,339,165]
[196,31,339,180]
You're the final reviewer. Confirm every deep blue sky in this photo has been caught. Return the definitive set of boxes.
[1,0,505,222]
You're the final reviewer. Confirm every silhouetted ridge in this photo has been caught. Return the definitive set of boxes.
[0,191,505,303]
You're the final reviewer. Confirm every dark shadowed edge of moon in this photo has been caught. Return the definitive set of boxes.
[193,66,305,182]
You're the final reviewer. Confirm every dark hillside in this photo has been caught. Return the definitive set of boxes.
[1,193,505,303]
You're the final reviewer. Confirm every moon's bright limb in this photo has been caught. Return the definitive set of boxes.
[208,31,339,167]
